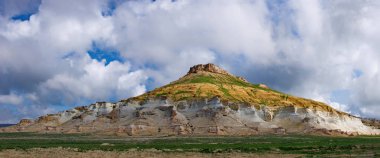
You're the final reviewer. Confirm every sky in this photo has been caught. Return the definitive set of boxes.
[0,0,380,123]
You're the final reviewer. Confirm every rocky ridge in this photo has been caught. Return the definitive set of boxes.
[187,63,232,76]
[1,64,379,136]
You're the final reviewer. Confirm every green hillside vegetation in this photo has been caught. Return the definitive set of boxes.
[127,71,346,115]
[0,133,379,157]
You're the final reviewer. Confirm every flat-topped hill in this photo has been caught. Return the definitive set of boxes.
[1,63,379,136]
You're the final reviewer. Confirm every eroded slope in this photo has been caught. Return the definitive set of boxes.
[1,63,379,136]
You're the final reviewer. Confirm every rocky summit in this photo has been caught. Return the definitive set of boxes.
[187,63,232,75]
[1,63,379,136]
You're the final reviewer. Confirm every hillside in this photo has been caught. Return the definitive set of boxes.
[1,64,379,136]
[129,64,344,115]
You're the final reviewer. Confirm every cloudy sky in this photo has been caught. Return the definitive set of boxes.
[1,0,380,123]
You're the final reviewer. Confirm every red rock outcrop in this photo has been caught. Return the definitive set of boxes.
[187,63,231,76]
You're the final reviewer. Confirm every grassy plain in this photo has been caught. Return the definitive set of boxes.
[0,133,379,157]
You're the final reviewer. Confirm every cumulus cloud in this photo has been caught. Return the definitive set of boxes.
[39,58,147,105]
[274,0,380,118]
[0,93,23,105]
[0,0,148,123]
[1,0,380,123]
[111,0,275,80]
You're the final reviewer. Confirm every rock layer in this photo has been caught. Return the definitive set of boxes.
[187,63,231,76]
[2,97,379,136]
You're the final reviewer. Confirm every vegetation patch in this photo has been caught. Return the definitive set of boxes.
[174,90,190,95]
[0,133,379,157]
[129,72,346,115]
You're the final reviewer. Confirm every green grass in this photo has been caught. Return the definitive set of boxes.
[174,90,189,95]
[218,84,232,99]
[177,75,217,85]
[155,92,168,97]
[173,74,283,94]
[0,133,379,157]
[196,87,201,97]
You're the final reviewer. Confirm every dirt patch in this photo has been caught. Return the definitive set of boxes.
[0,148,301,158]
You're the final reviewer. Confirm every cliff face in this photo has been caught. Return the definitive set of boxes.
[2,98,378,136]
[2,64,379,136]
[187,63,232,76]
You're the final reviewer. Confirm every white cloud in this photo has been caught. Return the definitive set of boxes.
[1,0,380,123]
[0,16,39,39]
[0,0,147,123]
[0,93,23,105]
[117,70,147,97]
[112,0,275,65]
[40,58,147,103]
[279,0,380,116]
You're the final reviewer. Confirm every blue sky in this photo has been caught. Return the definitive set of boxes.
[87,42,124,66]
[1,0,380,123]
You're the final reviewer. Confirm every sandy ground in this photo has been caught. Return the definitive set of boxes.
[0,148,302,158]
